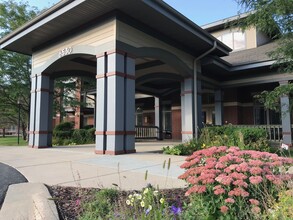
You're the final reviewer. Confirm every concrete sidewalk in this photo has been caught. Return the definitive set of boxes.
[0,142,187,219]
[0,142,187,190]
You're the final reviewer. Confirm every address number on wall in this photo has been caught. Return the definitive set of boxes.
[58,47,72,58]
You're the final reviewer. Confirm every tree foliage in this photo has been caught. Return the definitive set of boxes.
[236,0,293,110]
[237,0,293,71]
[0,0,38,139]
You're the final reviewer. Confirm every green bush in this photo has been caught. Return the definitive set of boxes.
[199,126,238,147]
[237,128,269,151]
[83,125,94,130]
[163,139,200,155]
[53,122,74,139]
[79,189,118,220]
[54,121,74,131]
[86,128,95,143]
[72,129,88,144]
[199,126,269,152]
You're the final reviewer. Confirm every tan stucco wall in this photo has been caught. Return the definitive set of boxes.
[32,19,116,69]
[116,20,194,70]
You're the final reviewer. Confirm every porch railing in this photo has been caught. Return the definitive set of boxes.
[231,124,287,142]
[135,126,159,139]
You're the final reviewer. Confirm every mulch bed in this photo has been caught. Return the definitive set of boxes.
[48,185,188,220]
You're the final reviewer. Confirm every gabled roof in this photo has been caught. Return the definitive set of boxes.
[0,0,231,57]
[201,12,251,32]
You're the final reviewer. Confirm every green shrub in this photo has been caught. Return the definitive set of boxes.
[72,129,88,144]
[54,121,74,131]
[163,139,200,155]
[53,122,74,139]
[266,190,293,219]
[199,126,238,147]
[199,126,270,151]
[237,128,269,151]
[86,128,95,143]
[83,125,94,130]
[79,189,118,220]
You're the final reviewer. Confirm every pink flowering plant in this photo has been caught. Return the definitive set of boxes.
[179,146,293,219]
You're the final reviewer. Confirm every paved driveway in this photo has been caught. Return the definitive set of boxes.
[0,142,187,190]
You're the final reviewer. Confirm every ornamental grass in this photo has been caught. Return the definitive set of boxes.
[179,146,293,219]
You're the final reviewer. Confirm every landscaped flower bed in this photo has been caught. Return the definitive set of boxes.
[179,146,293,219]
[50,146,293,219]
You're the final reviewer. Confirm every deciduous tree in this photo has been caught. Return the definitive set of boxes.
[236,0,293,110]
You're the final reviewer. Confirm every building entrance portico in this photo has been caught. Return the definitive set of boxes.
[0,0,231,154]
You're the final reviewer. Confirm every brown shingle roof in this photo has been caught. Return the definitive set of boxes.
[221,41,278,66]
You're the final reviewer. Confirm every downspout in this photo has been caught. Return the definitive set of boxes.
[193,41,217,138]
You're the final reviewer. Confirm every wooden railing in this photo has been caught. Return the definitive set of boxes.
[231,124,287,142]
[135,126,159,139]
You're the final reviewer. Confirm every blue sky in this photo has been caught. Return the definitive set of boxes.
[23,0,242,26]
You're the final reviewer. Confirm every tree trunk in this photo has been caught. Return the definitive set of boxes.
[22,122,27,141]
[3,128,5,138]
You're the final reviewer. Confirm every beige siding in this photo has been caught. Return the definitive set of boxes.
[117,21,194,70]
[246,28,257,49]
[32,19,116,69]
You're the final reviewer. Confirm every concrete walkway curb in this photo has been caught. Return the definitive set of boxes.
[0,183,59,220]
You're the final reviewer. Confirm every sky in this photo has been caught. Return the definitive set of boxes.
[22,0,242,26]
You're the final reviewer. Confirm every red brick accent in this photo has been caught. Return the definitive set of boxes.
[96,52,106,59]
[283,132,292,135]
[95,150,105,155]
[96,74,106,79]
[35,88,50,93]
[105,131,125,135]
[125,149,136,154]
[97,49,136,59]
[96,131,135,135]
[125,131,136,135]
[30,145,52,149]
[181,131,193,134]
[180,90,192,96]
[95,131,105,135]
[107,49,127,56]
[105,150,126,155]
[106,72,135,80]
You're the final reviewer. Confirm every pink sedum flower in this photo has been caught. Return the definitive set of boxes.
[220,205,229,214]
[251,206,261,214]
[249,199,260,206]
[225,198,235,204]
[249,176,263,185]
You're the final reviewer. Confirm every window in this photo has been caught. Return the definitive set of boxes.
[217,31,246,51]
[254,105,280,125]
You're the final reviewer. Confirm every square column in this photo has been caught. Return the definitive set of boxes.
[215,89,224,125]
[181,78,193,141]
[155,97,163,140]
[95,50,136,155]
[280,81,292,146]
[29,73,53,148]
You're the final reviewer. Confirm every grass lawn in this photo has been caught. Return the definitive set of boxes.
[0,136,27,146]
